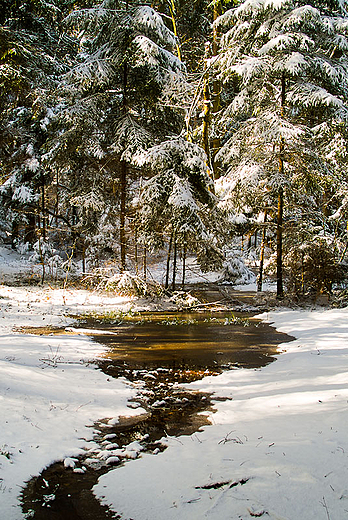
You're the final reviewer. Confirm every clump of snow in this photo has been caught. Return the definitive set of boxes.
[169,291,200,309]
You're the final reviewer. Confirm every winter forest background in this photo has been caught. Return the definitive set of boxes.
[1,0,348,299]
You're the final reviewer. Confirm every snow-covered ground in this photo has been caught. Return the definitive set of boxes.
[0,245,347,520]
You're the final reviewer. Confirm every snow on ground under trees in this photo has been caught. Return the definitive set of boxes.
[0,246,347,520]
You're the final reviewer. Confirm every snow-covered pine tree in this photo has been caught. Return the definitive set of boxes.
[214,0,348,296]
[0,0,77,248]
[134,137,224,287]
[45,0,185,271]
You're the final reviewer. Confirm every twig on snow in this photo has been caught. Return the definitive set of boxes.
[320,496,331,520]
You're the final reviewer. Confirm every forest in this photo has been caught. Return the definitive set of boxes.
[1,0,348,299]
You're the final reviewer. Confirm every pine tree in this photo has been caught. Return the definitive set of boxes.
[134,137,224,287]
[214,0,348,296]
[0,0,77,247]
[45,0,185,270]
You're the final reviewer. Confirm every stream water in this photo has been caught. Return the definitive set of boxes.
[20,310,293,520]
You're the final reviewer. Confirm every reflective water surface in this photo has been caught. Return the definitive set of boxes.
[20,311,293,520]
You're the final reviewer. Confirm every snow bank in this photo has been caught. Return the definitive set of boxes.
[94,307,348,520]
[0,284,145,520]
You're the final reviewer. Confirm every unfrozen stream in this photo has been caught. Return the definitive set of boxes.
[20,311,292,519]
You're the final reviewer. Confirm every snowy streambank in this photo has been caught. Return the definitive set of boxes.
[0,285,147,520]
[94,308,348,520]
[1,284,348,520]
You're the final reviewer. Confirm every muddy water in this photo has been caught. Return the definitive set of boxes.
[91,312,286,372]
[20,311,293,520]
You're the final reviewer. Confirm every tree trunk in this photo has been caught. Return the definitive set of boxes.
[276,186,284,298]
[182,236,187,289]
[165,231,173,289]
[120,160,127,271]
[212,1,222,179]
[143,246,147,281]
[41,172,46,240]
[134,225,138,275]
[257,211,267,292]
[276,72,286,299]
[172,231,177,292]
[202,43,212,173]
[82,246,86,275]
[168,0,181,60]
[25,213,36,245]
[55,169,59,228]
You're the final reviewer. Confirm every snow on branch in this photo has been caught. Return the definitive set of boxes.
[70,190,104,211]
[282,5,322,32]
[12,186,37,204]
[134,138,207,175]
[311,57,347,88]
[64,8,112,31]
[274,52,310,76]
[133,6,177,48]
[64,44,114,86]
[112,115,153,161]
[168,175,199,214]
[288,83,345,111]
[258,33,315,55]
[215,0,293,25]
[132,35,183,76]
[231,56,271,84]
[264,0,294,9]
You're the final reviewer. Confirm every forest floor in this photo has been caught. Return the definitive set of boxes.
[0,245,348,520]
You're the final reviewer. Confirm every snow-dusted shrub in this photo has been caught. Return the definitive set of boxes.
[103,271,163,297]
[29,240,79,280]
[220,249,256,285]
[29,239,53,263]
[285,239,347,294]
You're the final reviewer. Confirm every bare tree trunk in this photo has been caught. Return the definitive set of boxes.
[276,72,286,299]
[26,213,36,245]
[82,247,86,275]
[276,186,284,298]
[120,56,128,272]
[11,220,18,249]
[182,235,187,289]
[168,0,181,60]
[212,1,222,180]
[165,231,173,289]
[134,226,138,275]
[172,231,177,292]
[202,43,212,174]
[55,169,59,228]
[257,211,267,292]
[41,172,46,240]
[120,160,127,271]
[143,246,147,281]
[301,251,305,294]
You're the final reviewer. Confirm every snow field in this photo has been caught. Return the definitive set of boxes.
[0,280,347,520]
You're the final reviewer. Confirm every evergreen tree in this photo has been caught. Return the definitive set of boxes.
[134,137,224,287]
[45,0,185,270]
[0,0,76,247]
[214,0,348,296]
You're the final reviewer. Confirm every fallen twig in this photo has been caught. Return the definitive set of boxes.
[320,496,331,520]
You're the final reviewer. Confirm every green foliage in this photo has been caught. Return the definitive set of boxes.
[285,238,347,294]
[223,313,253,327]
